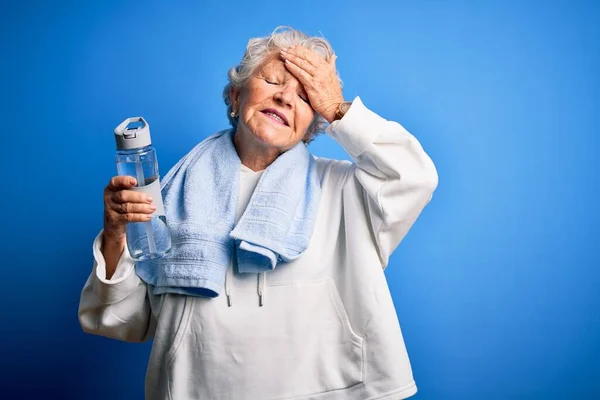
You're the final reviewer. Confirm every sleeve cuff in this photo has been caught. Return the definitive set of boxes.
[325,96,386,158]
[91,230,141,304]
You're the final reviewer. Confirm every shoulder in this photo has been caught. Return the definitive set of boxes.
[312,155,356,189]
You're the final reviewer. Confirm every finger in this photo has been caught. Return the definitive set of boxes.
[108,199,157,215]
[282,58,313,86]
[106,209,153,225]
[280,50,316,75]
[111,189,153,204]
[285,46,323,68]
[107,176,137,192]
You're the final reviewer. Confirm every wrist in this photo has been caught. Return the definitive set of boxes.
[322,97,346,124]
[102,229,126,248]
[332,100,352,122]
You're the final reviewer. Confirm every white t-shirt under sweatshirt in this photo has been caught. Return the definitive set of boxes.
[79,97,438,400]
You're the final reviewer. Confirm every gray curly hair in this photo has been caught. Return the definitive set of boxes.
[222,26,342,144]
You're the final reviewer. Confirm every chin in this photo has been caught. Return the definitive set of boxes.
[252,127,289,148]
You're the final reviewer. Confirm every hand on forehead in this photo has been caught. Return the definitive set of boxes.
[277,45,342,123]
[265,46,333,79]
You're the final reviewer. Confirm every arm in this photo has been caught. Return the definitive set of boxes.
[78,230,156,342]
[278,47,438,266]
[101,232,126,280]
[327,96,439,268]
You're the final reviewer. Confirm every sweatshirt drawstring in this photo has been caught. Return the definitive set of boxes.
[225,267,266,307]
[225,266,233,307]
[257,272,267,307]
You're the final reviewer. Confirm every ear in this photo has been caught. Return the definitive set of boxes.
[229,86,240,110]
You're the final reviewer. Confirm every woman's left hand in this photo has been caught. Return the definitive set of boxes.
[280,46,344,123]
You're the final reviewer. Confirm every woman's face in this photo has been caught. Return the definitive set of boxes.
[231,54,315,152]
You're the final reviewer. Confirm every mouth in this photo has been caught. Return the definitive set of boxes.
[260,108,289,126]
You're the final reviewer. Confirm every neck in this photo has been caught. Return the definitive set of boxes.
[233,128,282,172]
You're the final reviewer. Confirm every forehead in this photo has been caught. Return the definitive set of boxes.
[256,55,286,74]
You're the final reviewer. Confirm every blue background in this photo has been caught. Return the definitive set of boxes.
[1,0,598,398]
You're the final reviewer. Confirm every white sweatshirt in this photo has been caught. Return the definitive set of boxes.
[78,97,438,400]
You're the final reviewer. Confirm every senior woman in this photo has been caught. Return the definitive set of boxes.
[79,26,438,400]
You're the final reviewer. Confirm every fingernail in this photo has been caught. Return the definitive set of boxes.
[146,196,153,202]
[150,204,157,210]
[130,179,137,185]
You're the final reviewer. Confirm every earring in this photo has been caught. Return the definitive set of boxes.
[230,109,238,118]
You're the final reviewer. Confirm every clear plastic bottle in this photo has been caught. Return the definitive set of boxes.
[114,117,171,260]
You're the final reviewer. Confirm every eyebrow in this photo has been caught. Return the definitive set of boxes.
[260,63,307,95]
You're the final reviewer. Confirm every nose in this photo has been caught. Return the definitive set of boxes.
[273,85,295,108]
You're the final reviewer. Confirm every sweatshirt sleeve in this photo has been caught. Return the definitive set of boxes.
[78,230,156,342]
[326,96,439,268]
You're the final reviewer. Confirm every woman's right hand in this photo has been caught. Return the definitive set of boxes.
[103,176,156,241]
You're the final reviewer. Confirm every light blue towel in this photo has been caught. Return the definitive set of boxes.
[135,129,322,297]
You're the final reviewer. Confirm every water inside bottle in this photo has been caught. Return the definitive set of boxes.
[117,160,157,186]
[117,158,170,260]
[126,215,171,261]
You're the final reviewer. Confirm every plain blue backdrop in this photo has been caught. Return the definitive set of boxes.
[1,0,598,398]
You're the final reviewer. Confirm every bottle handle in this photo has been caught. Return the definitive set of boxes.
[114,117,149,139]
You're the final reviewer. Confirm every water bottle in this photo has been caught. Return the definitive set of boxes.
[114,117,171,260]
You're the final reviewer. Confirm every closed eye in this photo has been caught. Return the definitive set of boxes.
[265,79,279,85]
[299,94,310,104]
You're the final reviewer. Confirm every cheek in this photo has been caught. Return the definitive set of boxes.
[296,109,315,131]
[239,100,260,124]
[244,85,271,107]
[241,99,267,123]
